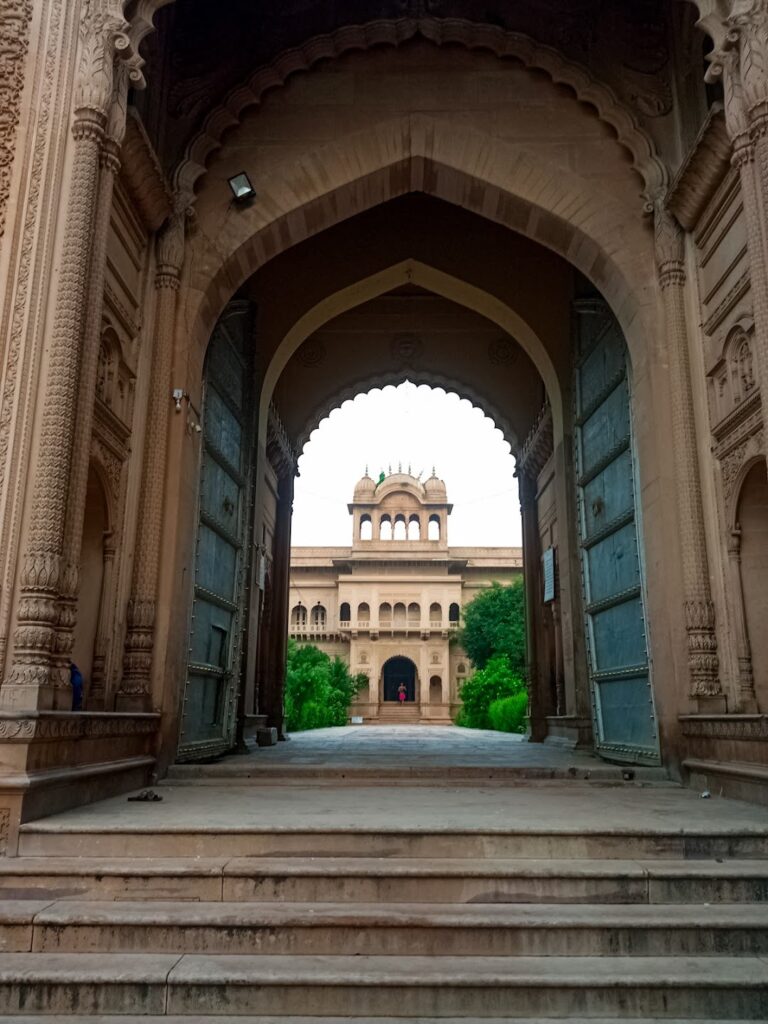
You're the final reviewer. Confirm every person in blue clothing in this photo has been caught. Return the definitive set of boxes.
[70,663,83,711]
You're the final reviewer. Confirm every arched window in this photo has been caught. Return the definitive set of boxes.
[393,514,406,540]
[379,602,392,624]
[457,662,466,674]
[310,604,326,626]
[360,514,372,541]
[393,601,406,625]
[449,602,460,623]
[407,601,420,624]
[380,515,392,541]
[429,602,442,624]
[428,514,441,541]
[408,515,421,540]
[357,602,370,624]
[291,604,307,626]
[339,602,351,623]
[429,675,442,703]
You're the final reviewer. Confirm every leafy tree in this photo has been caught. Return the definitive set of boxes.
[284,641,366,732]
[459,580,526,676]
[455,653,526,730]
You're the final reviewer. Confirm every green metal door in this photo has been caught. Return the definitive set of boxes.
[573,299,659,764]
[178,302,254,761]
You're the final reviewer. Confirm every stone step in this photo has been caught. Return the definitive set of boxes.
[0,953,765,1017]
[17,826,768,860]
[4,899,766,957]
[1,856,765,904]
[0,1019,760,1024]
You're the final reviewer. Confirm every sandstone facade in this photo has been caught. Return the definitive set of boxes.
[288,471,523,723]
[0,0,767,846]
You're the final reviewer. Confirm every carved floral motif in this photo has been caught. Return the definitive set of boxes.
[0,0,33,240]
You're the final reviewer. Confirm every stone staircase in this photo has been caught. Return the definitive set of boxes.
[0,810,767,1019]
[374,704,422,724]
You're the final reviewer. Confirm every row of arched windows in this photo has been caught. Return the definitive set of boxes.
[290,602,460,626]
[290,604,327,626]
[359,513,441,541]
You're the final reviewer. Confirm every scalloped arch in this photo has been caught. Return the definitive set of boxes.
[297,372,518,454]
[262,258,560,454]
[172,15,667,199]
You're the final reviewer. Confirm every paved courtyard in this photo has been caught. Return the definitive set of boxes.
[243,725,587,768]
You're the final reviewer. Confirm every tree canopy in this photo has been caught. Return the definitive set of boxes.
[284,641,366,732]
[459,579,526,676]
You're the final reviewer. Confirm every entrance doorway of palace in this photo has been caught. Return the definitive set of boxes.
[175,193,660,767]
[382,656,417,703]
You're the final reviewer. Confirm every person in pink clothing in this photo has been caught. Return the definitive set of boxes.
[397,682,407,703]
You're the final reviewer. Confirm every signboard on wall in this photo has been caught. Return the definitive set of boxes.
[542,546,556,603]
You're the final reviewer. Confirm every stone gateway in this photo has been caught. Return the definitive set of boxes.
[0,0,767,841]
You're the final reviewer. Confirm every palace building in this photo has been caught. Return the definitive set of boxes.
[288,471,522,724]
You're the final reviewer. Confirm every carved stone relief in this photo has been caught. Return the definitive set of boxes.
[0,0,33,240]
[709,322,758,426]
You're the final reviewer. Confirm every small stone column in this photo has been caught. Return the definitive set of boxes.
[654,202,722,707]
[118,206,186,711]
[3,23,133,710]
[727,527,758,711]
[88,532,116,710]
[518,469,544,740]
[551,598,565,717]
[263,472,295,736]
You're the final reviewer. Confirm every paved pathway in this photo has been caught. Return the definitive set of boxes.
[241,725,593,769]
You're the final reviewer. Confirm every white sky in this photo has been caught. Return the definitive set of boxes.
[292,382,521,547]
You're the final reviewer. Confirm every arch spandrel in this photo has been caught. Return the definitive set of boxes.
[260,259,559,447]
[179,117,657,377]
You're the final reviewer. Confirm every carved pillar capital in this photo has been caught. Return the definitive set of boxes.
[155,199,190,288]
[74,1,144,123]
[727,2,768,127]
[706,34,752,148]
[652,200,686,289]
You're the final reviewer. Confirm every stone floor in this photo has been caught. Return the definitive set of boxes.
[21,726,768,835]
[236,725,592,767]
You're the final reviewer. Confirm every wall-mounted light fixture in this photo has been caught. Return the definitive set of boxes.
[227,172,256,203]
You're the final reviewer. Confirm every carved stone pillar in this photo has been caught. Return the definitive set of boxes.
[2,24,132,710]
[88,531,116,710]
[518,469,544,740]
[726,527,758,711]
[118,206,186,711]
[60,72,129,689]
[654,202,722,707]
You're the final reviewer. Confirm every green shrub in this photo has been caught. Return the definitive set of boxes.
[284,641,366,732]
[488,692,528,733]
[457,654,526,730]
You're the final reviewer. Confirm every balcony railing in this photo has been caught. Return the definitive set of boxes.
[291,620,460,636]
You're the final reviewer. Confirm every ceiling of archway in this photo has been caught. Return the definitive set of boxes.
[244,194,576,452]
[137,0,672,172]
